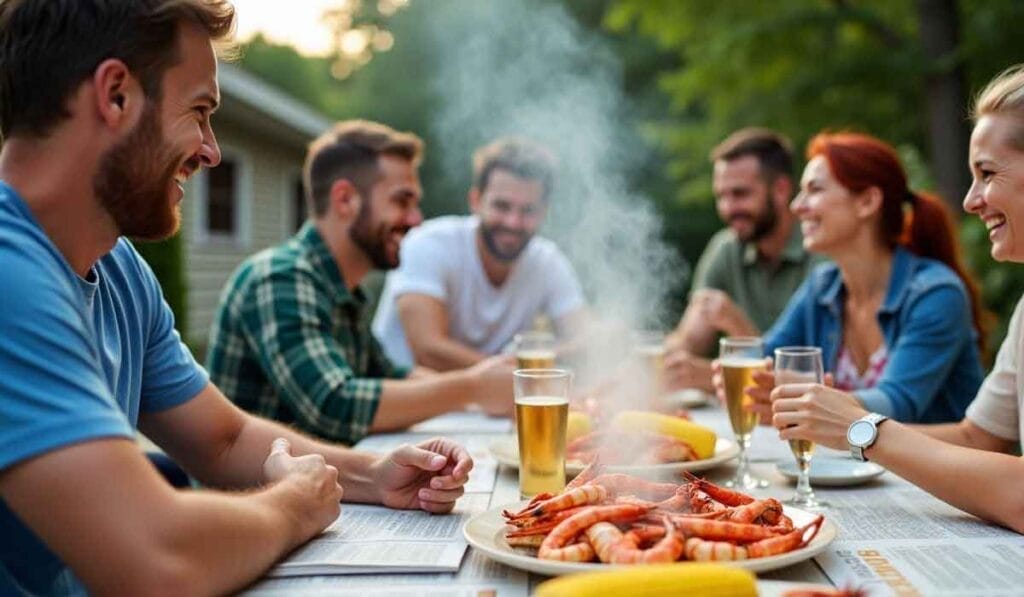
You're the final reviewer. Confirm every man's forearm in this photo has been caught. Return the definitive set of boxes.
[159,484,308,595]
[412,338,487,371]
[676,306,718,356]
[372,370,474,431]
[217,413,382,503]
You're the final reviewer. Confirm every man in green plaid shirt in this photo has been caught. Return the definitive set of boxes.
[207,121,514,445]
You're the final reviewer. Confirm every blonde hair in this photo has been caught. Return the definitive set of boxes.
[972,64,1024,150]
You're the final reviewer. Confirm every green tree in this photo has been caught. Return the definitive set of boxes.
[135,234,188,339]
[605,0,1024,351]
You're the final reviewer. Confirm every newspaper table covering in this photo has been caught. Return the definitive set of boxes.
[267,494,488,577]
[812,479,1024,596]
[246,549,529,597]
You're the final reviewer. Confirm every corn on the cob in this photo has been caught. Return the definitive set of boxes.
[610,411,717,459]
[534,562,757,597]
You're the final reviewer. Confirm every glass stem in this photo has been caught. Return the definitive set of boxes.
[795,457,813,498]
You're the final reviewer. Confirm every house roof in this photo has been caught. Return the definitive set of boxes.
[218,63,333,148]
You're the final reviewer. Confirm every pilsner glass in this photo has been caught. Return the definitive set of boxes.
[513,368,570,498]
[632,330,667,411]
[514,331,557,370]
[775,346,828,509]
[719,336,769,489]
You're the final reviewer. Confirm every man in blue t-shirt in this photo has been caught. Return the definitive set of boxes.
[0,3,473,595]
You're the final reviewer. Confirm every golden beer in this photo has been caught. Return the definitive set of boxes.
[775,369,818,463]
[789,438,815,461]
[634,344,666,409]
[515,395,569,497]
[517,350,557,370]
[721,358,764,438]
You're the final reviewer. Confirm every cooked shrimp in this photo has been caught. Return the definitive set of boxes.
[537,504,650,561]
[684,515,824,561]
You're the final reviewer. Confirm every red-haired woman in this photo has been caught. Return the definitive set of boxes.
[769,66,1024,533]
[725,132,986,424]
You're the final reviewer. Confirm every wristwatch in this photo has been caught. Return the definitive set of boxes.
[847,413,889,461]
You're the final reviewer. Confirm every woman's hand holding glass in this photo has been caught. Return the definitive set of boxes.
[770,383,868,451]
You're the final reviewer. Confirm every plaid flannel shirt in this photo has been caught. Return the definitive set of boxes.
[206,223,408,445]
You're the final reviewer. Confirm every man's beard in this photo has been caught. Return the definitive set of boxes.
[349,200,408,270]
[94,101,186,241]
[479,223,532,262]
[735,196,778,243]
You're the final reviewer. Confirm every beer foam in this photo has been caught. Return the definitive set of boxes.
[515,395,569,406]
[719,356,766,368]
[517,350,557,358]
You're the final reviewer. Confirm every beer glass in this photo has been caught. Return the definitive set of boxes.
[513,368,570,498]
[514,331,557,370]
[632,330,666,411]
[775,346,827,509]
[719,336,769,489]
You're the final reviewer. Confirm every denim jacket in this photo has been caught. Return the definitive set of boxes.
[764,247,984,423]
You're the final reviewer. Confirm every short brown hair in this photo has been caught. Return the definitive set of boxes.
[710,127,794,182]
[472,138,558,202]
[304,120,424,217]
[972,64,1024,151]
[0,0,236,139]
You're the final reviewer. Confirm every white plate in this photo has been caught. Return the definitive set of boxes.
[664,388,713,408]
[488,435,739,476]
[463,502,837,576]
[776,457,886,487]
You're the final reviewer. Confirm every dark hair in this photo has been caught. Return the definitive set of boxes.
[0,0,236,139]
[304,119,424,217]
[808,132,987,350]
[472,138,558,202]
[710,127,795,183]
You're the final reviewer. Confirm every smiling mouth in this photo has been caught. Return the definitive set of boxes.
[984,215,1006,233]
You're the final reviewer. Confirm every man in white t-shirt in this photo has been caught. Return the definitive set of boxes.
[373,138,587,370]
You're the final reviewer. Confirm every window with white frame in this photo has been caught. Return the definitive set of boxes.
[207,159,237,235]
[194,149,250,246]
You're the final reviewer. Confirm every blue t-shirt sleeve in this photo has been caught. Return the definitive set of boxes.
[120,241,208,412]
[0,229,132,471]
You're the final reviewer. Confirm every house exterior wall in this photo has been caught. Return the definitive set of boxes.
[181,117,307,347]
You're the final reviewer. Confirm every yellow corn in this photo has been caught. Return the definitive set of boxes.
[534,562,757,597]
[610,411,717,459]
[567,411,593,443]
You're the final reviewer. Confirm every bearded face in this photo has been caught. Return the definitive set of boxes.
[478,220,533,262]
[94,99,191,240]
[348,193,414,270]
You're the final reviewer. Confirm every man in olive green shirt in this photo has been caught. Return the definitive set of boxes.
[665,128,815,391]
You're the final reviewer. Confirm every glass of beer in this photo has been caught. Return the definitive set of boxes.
[513,368,571,498]
[632,330,667,411]
[775,346,827,509]
[514,331,557,370]
[719,336,769,489]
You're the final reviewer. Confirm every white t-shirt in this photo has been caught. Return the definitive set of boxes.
[966,296,1024,442]
[372,215,585,367]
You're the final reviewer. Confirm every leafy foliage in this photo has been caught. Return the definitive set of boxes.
[135,233,188,340]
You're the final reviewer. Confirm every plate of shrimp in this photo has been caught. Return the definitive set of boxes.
[488,435,740,476]
[463,466,836,576]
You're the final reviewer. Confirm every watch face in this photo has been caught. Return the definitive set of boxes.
[848,420,875,446]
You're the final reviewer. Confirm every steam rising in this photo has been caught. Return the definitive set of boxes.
[426,1,688,409]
